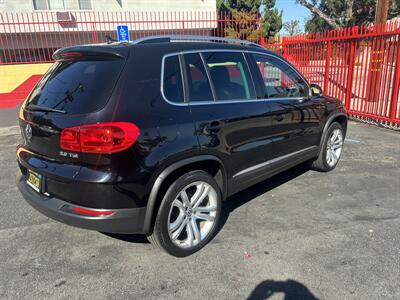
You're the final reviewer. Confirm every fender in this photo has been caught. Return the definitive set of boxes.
[318,112,348,154]
[142,155,226,234]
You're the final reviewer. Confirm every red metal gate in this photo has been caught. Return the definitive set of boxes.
[265,21,400,127]
[0,11,261,64]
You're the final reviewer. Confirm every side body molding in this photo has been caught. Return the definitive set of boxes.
[142,155,226,233]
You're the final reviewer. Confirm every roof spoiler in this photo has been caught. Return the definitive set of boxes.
[53,45,129,61]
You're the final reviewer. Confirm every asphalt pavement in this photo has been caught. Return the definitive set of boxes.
[0,121,399,299]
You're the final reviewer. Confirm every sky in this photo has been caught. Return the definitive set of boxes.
[275,0,312,32]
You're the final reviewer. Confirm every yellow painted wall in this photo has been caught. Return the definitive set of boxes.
[0,63,52,93]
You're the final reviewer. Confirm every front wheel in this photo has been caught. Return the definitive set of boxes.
[310,122,344,172]
[148,170,221,257]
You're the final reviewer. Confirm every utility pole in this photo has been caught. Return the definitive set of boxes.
[375,0,389,24]
[366,0,389,103]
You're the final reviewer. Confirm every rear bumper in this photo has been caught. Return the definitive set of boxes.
[16,171,147,234]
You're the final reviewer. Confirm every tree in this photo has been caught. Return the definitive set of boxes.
[297,0,400,32]
[283,20,302,35]
[262,0,283,38]
[217,0,262,11]
[217,0,283,40]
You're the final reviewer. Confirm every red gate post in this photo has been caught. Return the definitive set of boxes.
[323,40,332,94]
[344,28,358,111]
[389,42,400,122]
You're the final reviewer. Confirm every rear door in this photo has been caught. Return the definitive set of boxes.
[183,51,270,192]
[250,53,322,160]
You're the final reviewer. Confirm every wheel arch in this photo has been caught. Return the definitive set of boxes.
[319,112,348,152]
[143,155,227,234]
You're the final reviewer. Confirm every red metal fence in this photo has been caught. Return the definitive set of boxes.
[264,21,400,127]
[0,11,399,127]
[0,11,262,64]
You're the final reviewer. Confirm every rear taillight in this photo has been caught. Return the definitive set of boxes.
[60,122,139,154]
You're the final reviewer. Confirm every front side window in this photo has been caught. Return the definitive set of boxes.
[252,53,308,99]
[203,52,256,101]
[182,53,213,102]
[163,55,184,103]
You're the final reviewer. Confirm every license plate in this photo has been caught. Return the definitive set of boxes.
[27,170,42,193]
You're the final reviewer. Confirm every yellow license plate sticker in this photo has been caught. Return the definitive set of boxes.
[27,170,42,193]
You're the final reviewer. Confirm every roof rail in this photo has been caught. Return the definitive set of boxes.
[133,35,263,48]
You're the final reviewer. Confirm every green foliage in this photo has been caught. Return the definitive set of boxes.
[223,10,262,41]
[262,0,283,38]
[217,0,262,11]
[303,0,400,33]
[217,0,283,40]
[283,20,302,35]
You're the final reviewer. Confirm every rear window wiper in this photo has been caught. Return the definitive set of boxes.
[25,104,67,114]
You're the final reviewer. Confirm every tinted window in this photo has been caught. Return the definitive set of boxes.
[252,54,308,99]
[163,56,184,103]
[203,52,256,101]
[183,53,213,102]
[27,60,124,114]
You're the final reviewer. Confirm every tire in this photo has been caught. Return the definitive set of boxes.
[148,170,222,257]
[310,122,344,172]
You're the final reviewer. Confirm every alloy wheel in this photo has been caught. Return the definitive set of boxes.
[326,128,343,167]
[167,181,218,249]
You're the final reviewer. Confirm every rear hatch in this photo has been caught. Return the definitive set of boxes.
[19,45,128,164]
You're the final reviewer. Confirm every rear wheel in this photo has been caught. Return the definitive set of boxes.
[310,122,344,172]
[148,170,221,257]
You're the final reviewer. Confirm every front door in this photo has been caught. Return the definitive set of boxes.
[249,53,322,161]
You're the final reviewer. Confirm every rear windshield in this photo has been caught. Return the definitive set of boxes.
[27,60,124,114]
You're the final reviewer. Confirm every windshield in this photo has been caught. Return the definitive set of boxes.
[27,59,125,115]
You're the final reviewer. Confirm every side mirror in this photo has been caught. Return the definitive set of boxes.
[310,84,323,97]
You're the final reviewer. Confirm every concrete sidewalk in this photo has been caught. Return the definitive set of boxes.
[0,107,19,127]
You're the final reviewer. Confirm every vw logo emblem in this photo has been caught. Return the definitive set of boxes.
[25,124,32,140]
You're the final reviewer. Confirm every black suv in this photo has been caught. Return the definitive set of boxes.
[16,36,347,257]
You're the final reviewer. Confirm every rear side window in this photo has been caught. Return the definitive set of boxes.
[163,55,184,103]
[203,52,256,101]
[252,54,308,98]
[182,53,213,102]
[27,60,124,114]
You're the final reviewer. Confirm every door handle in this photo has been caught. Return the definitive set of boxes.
[297,97,311,103]
[274,114,284,122]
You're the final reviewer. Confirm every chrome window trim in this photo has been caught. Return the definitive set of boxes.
[160,49,310,107]
[232,146,318,178]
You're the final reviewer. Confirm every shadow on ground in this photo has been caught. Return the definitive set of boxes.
[217,164,309,234]
[104,164,309,245]
[247,279,319,300]
[101,232,150,244]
